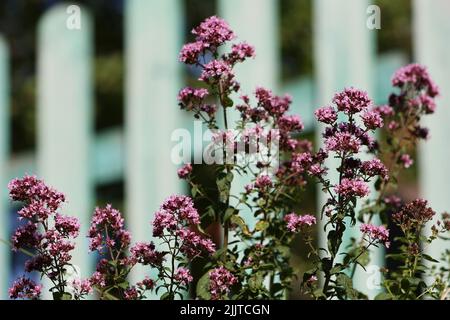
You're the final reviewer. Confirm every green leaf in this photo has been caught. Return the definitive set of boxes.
[53,292,72,300]
[196,271,212,300]
[276,245,291,257]
[160,292,173,300]
[117,281,129,289]
[327,230,343,257]
[356,248,371,267]
[230,215,251,236]
[248,272,264,290]
[422,254,439,263]
[374,292,393,300]
[223,96,234,108]
[223,207,237,223]
[216,171,234,203]
[255,220,269,232]
[401,278,410,293]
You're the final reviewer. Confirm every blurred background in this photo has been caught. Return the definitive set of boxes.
[0,0,449,299]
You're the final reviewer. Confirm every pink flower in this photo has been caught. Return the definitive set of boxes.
[89,271,106,288]
[392,63,439,97]
[374,104,394,117]
[174,267,193,286]
[361,158,388,179]
[400,154,414,168]
[177,87,209,109]
[88,205,129,252]
[152,195,200,236]
[325,132,361,154]
[177,163,193,179]
[11,222,41,251]
[360,224,390,248]
[361,110,384,130]
[54,214,80,238]
[200,60,233,83]
[130,242,165,266]
[333,88,372,114]
[8,175,65,211]
[179,41,205,64]
[254,175,273,190]
[255,87,292,118]
[393,198,435,229]
[9,277,41,300]
[209,266,237,300]
[177,229,216,258]
[388,121,399,131]
[137,277,156,291]
[124,286,139,300]
[192,16,235,48]
[226,42,255,64]
[277,115,304,133]
[284,213,317,232]
[152,210,178,237]
[72,278,93,299]
[315,106,337,124]
[334,178,370,198]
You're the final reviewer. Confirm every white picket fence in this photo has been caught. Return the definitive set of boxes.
[0,0,449,299]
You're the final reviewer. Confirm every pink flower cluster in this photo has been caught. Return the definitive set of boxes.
[88,204,131,253]
[332,87,372,114]
[8,176,80,293]
[361,110,384,130]
[177,163,193,179]
[8,175,65,217]
[130,242,165,266]
[192,16,235,48]
[179,16,234,64]
[8,277,41,300]
[392,198,436,230]
[152,195,215,259]
[361,158,388,180]
[174,267,194,286]
[226,42,255,64]
[177,229,216,259]
[360,224,390,248]
[315,106,337,124]
[209,266,237,300]
[153,195,201,236]
[71,278,93,299]
[284,213,317,233]
[254,175,273,191]
[392,63,439,98]
[334,178,370,199]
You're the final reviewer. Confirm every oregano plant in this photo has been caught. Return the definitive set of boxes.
[4,16,449,300]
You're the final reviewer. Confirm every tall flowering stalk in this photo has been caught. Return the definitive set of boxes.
[178,16,315,299]
[87,205,162,300]
[7,176,80,300]
[152,195,215,300]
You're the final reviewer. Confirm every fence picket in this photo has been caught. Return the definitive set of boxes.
[313,0,382,297]
[125,0,185,287]
[37,4,94,296]
[0,35,10,299]
[414,0,450,276]
[219,0,280,230]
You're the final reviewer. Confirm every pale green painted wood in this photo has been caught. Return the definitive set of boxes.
[314,0,382,298]
[414,0,450,277]
[0,35,10,299]
[125,0,185,290]
[219,0,280,230]
[37,4,94,298]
